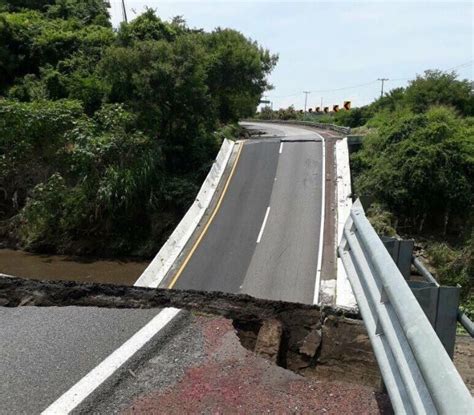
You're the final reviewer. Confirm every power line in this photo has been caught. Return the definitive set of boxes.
[309,80,378,93]
[445,60,473,71]
[268,92,302,99]
[389,61,473,82]
[266,60,474,103]
[268,80,377,99]
[386,60,473,83]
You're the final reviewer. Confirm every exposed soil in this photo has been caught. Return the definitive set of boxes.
[117,315,392,415]
[453,335,474,394]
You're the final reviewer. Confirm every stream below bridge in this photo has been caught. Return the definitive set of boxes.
[0,248,149,285]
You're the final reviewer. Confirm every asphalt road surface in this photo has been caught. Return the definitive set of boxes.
[175,122,324,303]
[0,306,158,414]
[0,122,325,413]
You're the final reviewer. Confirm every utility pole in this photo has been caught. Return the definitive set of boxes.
[303,91,311,113]
[377,78,389,98]
[121,0,128,23]
[320,97,323,110]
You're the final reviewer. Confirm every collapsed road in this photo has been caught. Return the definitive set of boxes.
[0,123,345,413]
[1,275,390,413]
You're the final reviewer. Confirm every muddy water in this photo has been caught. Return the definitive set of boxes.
[0,249,149,286]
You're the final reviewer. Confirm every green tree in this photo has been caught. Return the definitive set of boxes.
[353,106,474,235]
[371,87,406,112]
[117,8,183,46]
[404,70,473,116]
[257,105,274,119]
[46,0,111,27]
[1,0,55,12]
[99,36,215,172]
[0,10,113,92]
[204,28,278,123]
[333,106,374,128]
[0,7,277,256]
[276,105,297,120]
[0,99,83,218]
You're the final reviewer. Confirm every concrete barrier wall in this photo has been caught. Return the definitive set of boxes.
[0,273,15,279]
[134,139,235,288]
[335,138,357,308]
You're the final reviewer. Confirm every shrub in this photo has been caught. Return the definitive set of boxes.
[353,106,474,235]
[426,236,473,302]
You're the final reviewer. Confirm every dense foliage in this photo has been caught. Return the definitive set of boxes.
[0,2,277,255]
[256,71,473,240]
[352,102,473,304]
[350,73,473,306]
[352,106,473,234]
[256,69,473,305]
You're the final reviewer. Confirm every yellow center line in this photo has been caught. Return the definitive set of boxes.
[167,141,244,289]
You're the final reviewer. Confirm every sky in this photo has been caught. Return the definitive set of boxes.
[108,1,473,109]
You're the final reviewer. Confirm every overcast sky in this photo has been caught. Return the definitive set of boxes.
[108,1,473,109]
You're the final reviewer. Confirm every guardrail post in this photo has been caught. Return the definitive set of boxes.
[381,236,414,279]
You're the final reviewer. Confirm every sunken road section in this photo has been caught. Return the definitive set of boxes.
[1,275,381,388]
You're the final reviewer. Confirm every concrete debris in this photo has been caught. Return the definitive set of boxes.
[299,328,322,358]
[254,319,283,363]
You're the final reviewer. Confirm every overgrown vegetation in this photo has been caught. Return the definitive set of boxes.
[352,106,473,236]
[256,69,473,310]
[0,2,277,256]
[349,73,473,308]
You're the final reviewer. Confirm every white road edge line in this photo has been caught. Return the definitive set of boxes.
[279,142,284,154]
[313,132,326,305]
[41,308,180,415]
[41,139,240,413]
[256,206,271,244]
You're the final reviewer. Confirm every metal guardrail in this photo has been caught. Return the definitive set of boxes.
[338,200,473,414]
[243,119,351,135]
[459,310,474,337]
[412,255,474,337]
[412,256,439,285]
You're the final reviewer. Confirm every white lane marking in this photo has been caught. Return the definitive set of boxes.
[279,142,284,154]
[42,308,180,415]
[256,207,271,244]
[42,140,241,412]
[313,132,326,305]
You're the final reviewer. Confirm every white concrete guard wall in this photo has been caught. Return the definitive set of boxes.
[134,139,235,288]
[335,138,357,308]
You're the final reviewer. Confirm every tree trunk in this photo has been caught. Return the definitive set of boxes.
[418,211,427,233]
[443,206,450,237]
